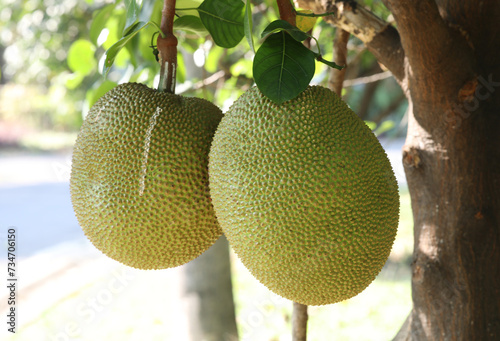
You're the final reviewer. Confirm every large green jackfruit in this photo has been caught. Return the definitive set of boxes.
[209,86,399,305]
[70,83,223,269]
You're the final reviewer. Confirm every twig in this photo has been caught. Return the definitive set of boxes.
[343,70,393,87]
[330,28,350,96]
[157,0,178,93]
[193,71,226,90]
[292,302,308,341]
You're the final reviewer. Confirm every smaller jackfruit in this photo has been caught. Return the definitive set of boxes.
[209,86,399,305]
[296,10,318,32]
[70,82,223,270]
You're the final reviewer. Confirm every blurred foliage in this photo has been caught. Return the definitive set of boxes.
[0,0,406,138]
[0,0,107,132]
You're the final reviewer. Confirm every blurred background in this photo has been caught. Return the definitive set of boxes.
[0,0,412,340]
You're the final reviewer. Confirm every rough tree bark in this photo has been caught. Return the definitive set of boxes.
[295,0,500,340]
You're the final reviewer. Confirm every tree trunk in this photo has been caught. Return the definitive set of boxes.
[388,1,500,339]
[295,0,500,339]
[182,235,239,341]
[401,86,500,340]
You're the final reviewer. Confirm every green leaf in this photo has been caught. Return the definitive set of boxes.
[260,20,346,73]
[364,120,376,131]
[89,80,118,107]
[176,0,203,17]
[102,21,151,76]
[198,0,244,48]
[373,120,395,136]
[231,58,252,78]
[123,0,140,35]
[90,3,117,45]
[67,39,96,76]
[261,20,308,42]
[253,32,316,104]
[102,10,125,50]
[205,45,224,73]
[65,72,86,89]
[244,0,254,52]
[176,51,187,84]
[139,0,159,23]
[174,15,208,36]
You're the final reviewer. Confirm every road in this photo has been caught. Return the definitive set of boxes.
[0,152,85,257]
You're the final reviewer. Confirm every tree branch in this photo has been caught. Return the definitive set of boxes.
[343,70,394,86]
[294,0,405,82]
[292,302,308,341]
[330,28,350,96]
[382,0,475,95]
[157,0,178,93]
[382,0,450,70]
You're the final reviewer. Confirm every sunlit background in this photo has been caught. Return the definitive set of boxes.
[0,0,412,340]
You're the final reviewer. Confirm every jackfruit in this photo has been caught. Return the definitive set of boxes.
[208,86,399,305]
[70,82,223,270]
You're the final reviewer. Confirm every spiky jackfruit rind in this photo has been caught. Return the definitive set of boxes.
[70,82,223,270]
[208,86,399,305]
